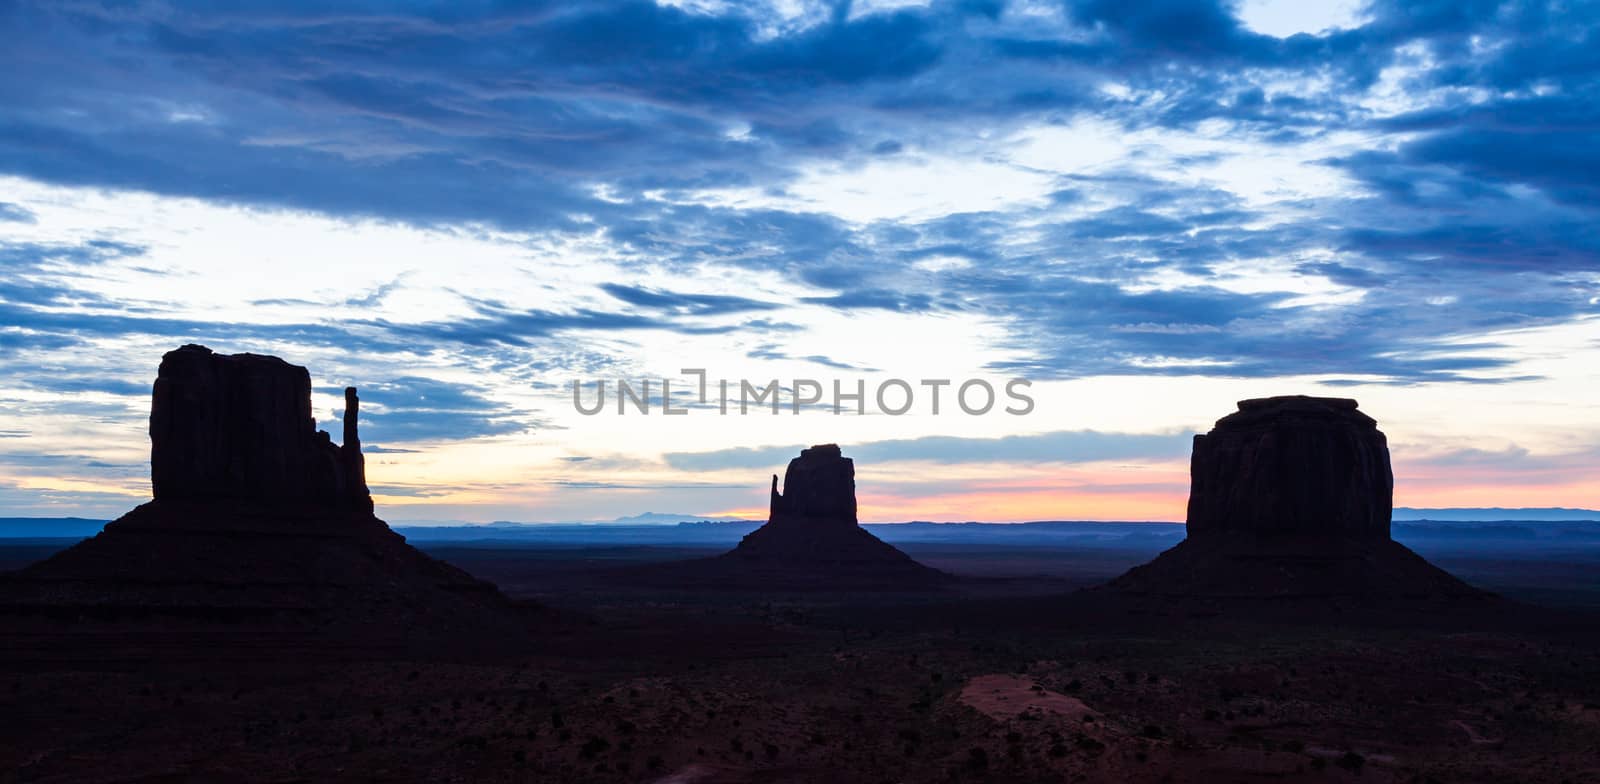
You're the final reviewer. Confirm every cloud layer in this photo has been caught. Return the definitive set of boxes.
[5,1,1596,384]
[2,0,1598,518]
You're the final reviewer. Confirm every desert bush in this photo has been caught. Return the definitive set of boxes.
[579,736,610,759]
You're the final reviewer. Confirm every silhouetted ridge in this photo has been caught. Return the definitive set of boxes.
[1,345,541,653]
[1107,396,1484,599]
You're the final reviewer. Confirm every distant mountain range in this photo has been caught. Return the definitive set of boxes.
[393,512,756,528]
[388,518,1600,548]
[3,508,1598,543]
[1392,507,1600,521]
[440,507,1600,527]
[0,517,110,538]
[605,512,754,525]
[0,513,760,541]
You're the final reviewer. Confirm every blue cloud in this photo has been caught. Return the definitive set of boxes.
[745,344,878,371]
[600,283,778,315]
[16,377,149,397]
[359,294,751,349]
[0,239,145,270]
[0,202,35,223]
[324,376,529,444]
[0,0,1595,388]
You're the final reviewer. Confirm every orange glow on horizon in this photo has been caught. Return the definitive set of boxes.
[704,506,766,520]
[1396,481,1600,510]
[687,452,1600,524]
[710,491,1188,523]
[858,487,1187,522]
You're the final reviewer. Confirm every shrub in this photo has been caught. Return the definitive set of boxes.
[579,736,610,759]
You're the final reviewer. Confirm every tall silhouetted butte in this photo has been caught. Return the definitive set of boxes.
[1,345,537,652]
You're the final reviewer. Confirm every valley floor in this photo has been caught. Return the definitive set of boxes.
[4,544,1600,783]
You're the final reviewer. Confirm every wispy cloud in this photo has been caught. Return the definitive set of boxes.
[665,430,1191,471]
[1,0,1598,517]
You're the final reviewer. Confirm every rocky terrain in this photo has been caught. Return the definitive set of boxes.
[4,588,1598,783]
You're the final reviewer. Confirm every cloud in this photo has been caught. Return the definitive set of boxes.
[359,295,749,349]
[0,0,1598,522]
[546,479,749,490]
[369,483,456,498]
[0,239,147,309]
[745,343,878,371]
[600,283,779,315]
[0,296,418,357]
[363,445,421,454]
[663,429,1191,471]
[0,202,35,223]
[800,289,942,313]
[0,0,1597,388]
[15,377,149,397]
[324,376,530,444]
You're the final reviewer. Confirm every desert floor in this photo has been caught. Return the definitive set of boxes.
[4,542,1599,783]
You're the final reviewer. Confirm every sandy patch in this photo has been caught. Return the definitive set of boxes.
[958,673,1096,722]
[1451,719,1503,745]
[648,763,749,784]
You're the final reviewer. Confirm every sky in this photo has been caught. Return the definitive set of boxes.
[1,0,1598,523]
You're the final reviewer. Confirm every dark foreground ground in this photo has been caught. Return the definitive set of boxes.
[4,541,1600,783]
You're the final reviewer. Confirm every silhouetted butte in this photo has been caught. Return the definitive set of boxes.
[0,345,538,652]
[1107,396,1484,599]
[630,444,949,590]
